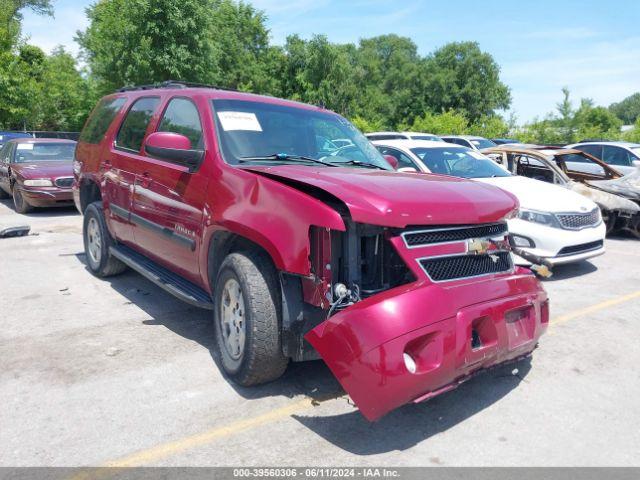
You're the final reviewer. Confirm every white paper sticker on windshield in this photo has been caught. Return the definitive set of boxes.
[16,143,34,150]
[469,151,485,159]
[217,111,262,132]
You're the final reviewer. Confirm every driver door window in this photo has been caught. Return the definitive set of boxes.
[157,98,203,149]
[515,155,555,183]
[375,146,417,170]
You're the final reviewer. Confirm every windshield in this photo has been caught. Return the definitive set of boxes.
[410,135,440,141]
[14,143,76,163]
[411,147,511,178]
[212,99,391,170]
[630,146,640,157]
[470,138,497,149]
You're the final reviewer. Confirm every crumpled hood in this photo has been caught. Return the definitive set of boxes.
[586,168,640,202]
[243,165,518,228]
[569,181,640,213]
[478,175,597,213]
[11,162,73,180]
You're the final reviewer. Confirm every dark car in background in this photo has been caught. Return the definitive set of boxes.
[0,132,32,149]
[492,138,520,145]
[0,138,76,213]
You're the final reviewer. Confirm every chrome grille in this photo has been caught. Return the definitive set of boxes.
[419,252,513,282]
[556,209,600,230]
[55,177,74,188]
[403,223,507,247]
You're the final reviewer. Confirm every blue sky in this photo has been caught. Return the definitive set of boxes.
[21,0,640,123]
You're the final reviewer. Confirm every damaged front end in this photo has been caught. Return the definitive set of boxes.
[299,221,548,421]
[570,180,640,238]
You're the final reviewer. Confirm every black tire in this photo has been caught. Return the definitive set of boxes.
[213,251,288,386]
[83,202,127,277]
[0,186,10,199]
[13,187,33,214]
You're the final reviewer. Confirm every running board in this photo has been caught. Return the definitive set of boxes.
[110,245,214,310]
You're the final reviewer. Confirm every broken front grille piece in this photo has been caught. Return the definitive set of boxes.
[556,209,601,230]
[419,251,513,282]
[403,223,508,247]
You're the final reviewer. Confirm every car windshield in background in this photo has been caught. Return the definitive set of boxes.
[14,143,76,163]
[470,138,497,149]
[411,147,511,178]
[411,135,439,141]
[212,99,392,170]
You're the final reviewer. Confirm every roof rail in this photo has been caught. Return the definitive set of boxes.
[116,80,237,93]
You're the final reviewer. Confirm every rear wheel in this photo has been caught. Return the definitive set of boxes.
[83,202,127,277]
[213,251,288,386]
[12,188,32,214]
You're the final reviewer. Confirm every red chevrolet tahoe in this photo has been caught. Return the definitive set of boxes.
[73,82,548,421]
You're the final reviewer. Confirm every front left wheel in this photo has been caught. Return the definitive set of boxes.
[13,188,33,214]
[213,251,288,386]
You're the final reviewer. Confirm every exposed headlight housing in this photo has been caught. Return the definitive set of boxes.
[518,209,561,228]
[23,179,53,187]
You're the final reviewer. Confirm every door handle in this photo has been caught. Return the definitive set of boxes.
[100,160,112,171]
[138,172,152,188]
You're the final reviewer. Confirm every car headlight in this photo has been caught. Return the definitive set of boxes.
[518,209,560,228]
[23,179,53,187]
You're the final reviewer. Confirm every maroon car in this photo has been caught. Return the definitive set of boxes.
[0,138,76,213]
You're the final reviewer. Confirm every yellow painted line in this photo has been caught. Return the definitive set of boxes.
[549,289,640,333]
[69,394,344,479]
[69,290,640,475]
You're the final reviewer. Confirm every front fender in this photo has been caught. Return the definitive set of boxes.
[202,169,345,279]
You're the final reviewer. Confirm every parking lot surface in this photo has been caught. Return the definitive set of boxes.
[1,199,639,467]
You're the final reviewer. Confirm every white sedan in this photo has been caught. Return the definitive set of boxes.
[373,139,606,265]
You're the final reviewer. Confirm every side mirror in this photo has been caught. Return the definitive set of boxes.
[397,167,418,173]
[633,160,640,169]
[383,154,399,169]
[144,132,204,172]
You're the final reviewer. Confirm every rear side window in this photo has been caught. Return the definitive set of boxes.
[603,146,633,167]
[116,97,160,153]
[79,97,126,144]
[157,98,203,148]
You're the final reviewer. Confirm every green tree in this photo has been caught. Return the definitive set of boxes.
[555,87,575,143]
[423,41,511,121]
[77,0,219,92]
[0,0,53,51]
[609,93,640,124]
[77,0,276,94]
[469,115,510,138]
[403,110,469,135]
[351,35,428,128]
[38,46,98,130]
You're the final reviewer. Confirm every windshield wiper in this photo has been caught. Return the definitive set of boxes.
[238,153,336,167]
[326,159,389,171]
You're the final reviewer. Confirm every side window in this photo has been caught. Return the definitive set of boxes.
[116,97,161,153]
[577,144,602,159]
[603,146,632,167]
[79,97,126,144]
[375,146,416,170]
[0,144,8,163]
[157,98,203,148]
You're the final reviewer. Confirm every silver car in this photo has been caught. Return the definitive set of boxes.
[567,141,640,176]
